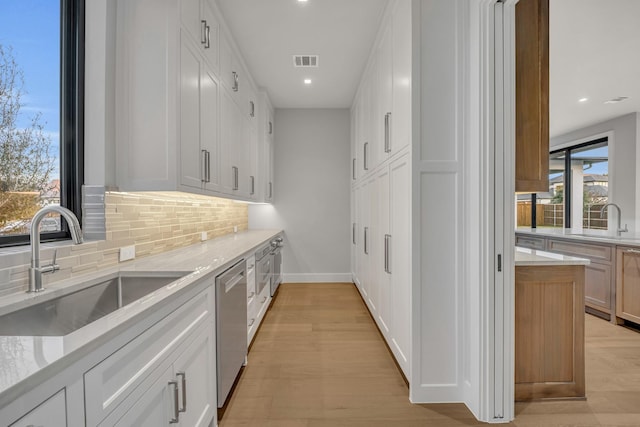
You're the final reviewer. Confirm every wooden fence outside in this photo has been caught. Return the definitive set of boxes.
[517,203,607,229]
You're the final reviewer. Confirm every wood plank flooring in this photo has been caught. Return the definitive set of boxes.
[219,283,640,426]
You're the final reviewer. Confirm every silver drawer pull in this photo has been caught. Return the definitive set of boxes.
[625,248,640,254]
[248,291,255,299]
[248,318,255,327]
[261,296,267,303]
[177,372,187,413]
[169,380,179,423]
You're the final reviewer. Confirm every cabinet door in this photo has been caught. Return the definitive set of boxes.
[220,87,240,193]
[377,26,393,162]
[180,0,202,47]
[173,326,216,427]
[202,65,220,192]
[391,0,411,153]
[376,166,391,335]
[584,262,611,314]
[10,390,66,427]
[515,0,549,192]
[389,154,411,376]
[201,0,219,72]
[180,34,205,190]
[366,175,379,312]
[616,248,640,324]
[110,365,175,427]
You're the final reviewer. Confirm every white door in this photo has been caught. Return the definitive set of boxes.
[173,327,216,427]
[376,166,391,335]
[391,0,411,153]
[366,174,379,313]
[377,25,393,162]
[202,64,220,192]
[389,153,410,376]
[179,33,204,190]
[220,87,239,194]
[111,365,175,427]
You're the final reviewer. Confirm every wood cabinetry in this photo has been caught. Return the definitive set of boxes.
[546,238,614,319]
[616,247,640,324]
[515,265,585,400]
[515,0,549,193]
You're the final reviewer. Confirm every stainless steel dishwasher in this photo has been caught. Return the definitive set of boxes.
[215,259,247,407]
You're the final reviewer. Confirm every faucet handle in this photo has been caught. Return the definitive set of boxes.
[42,249,60,274]
[51,249,58,268]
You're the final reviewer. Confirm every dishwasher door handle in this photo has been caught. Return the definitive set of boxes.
[224,271,245,293]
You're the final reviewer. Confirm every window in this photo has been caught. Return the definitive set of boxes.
[0,0,84,246]
[516,137,609,230]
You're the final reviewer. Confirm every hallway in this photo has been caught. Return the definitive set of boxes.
[219,283,640,426]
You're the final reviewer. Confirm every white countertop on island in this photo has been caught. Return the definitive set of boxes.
[516,227,640,246]
[515,246,590,266]
[0,229,282,407]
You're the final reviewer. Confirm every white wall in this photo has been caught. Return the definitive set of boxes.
[550,112,638,232]
[249,109,352,283]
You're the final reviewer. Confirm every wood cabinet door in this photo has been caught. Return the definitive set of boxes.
[584,262,612,314]
[616,248,640,323]
[515,0,549,192]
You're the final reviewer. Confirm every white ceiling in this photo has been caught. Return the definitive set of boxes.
[550,0,640,137]
[216,0,640,133]
[215,0,388,109]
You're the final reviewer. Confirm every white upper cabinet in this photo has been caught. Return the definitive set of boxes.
[180,0,220,72]
[115,0,273,203]
[391,0,411,153]
[377,25,393,163]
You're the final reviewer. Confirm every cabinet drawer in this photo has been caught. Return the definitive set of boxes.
[547,239,612,262]
[85,286,213,426]
[515,235,546,250]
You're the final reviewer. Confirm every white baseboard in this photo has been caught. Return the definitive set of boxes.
[283,273,353,283]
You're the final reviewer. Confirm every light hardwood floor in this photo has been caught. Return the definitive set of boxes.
[219,283,640,426]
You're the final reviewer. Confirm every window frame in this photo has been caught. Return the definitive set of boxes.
[0,0,84,248]
[526,136,608,229]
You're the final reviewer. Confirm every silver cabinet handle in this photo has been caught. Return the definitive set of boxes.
[250,100,255,118]
[177,372,187,413]
[384,112,392,153]
[261,296,268,303]
[364,226,369,254]
[384,234,392,273]
[625,248,640,254]
[352,158,356,180]
[248,291,255,299]
[201,149,207,182]
[248,318,255,327]
[200,20,207,44]
[250,175,255,195]
[352,223,356,245]
[206,150,211,183]
[169,380,180,423]
[363,142,369,171]
[232,71,239,92]
[232,166,239,190]
[269,182,273,199]
[205,25,211,49]
[269,121,273,134]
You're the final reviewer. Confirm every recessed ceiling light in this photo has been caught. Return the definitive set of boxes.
[578,97,588,103]
[304,79,312,85]
[298,0,308,2]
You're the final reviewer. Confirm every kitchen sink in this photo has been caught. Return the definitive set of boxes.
[0,272,187,336]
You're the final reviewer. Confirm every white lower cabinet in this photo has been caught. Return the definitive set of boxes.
[85,286,216,427]
[10,389,66,427]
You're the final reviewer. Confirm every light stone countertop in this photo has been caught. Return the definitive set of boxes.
[516,227,640,246]
[0,229,282,407]
[515,246,590,266]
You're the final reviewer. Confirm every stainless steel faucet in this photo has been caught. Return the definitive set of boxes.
[600,203,629,237]
[29,205,83,292]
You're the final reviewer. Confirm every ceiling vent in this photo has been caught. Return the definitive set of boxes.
[293,55,319,68]
[604,96,629,104]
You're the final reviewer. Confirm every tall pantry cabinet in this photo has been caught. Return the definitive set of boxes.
[351,0,412,379]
